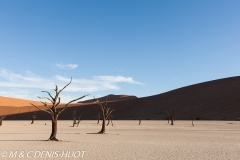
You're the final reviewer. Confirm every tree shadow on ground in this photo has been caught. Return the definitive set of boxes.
[0,139,75,142]
[86,132,119,135]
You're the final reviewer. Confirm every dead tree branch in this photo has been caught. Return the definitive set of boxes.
[106,115,113,126]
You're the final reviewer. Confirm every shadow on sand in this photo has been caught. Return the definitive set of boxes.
[86,132,119,135]
[0,133,81,134]
[86,132,102,134]
[0,139,75,142]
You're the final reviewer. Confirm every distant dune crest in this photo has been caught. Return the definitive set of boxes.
[78,94,138,103]
[0,96,42,107]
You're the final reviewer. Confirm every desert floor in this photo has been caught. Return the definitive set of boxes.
[0,120,240,160]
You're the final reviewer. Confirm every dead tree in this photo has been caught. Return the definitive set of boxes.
[97,112,100,124]
[76,114,82,127]
[106,115,113,126]
[94,96,114,134]
[30,77,89,141]
[31,112,37,124]
[166,109,175,125]
[137,114,141,125]
[0,115,6,126]
[72,108,77,127]
[166,116,170,124]
[73,108,82,127]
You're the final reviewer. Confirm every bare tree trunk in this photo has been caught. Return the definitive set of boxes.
[167,117,169,124]
[99,117,106,134]
[111,116,113,126]
[107,117,110,126]
[97,113,100,124]
[77,114,82,127]
[0,116,5,126]
[73,108,77,127]
[31,112,37,124]
[111,119,113,126]
[73,116,76,127]
[49,115,58,141]
[137,114,141,125]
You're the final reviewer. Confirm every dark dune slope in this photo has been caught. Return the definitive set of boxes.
[6,76,240,120]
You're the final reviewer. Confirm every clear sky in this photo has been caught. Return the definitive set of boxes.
[0,1,240,102]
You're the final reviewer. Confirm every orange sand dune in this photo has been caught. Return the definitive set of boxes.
[0,96,44,107]
[0,95,86,116]
[0,96,49,115]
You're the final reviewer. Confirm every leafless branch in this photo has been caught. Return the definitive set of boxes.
[57,94,89,116]
[106,109,114,119]
[55,97,61,107]
[40,101,53,114]
[30,103,52,115]
[58,77,72,95]
[94,97,104,112]
[41,91,54,102]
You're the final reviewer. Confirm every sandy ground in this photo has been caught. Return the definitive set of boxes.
[0,120,240,160]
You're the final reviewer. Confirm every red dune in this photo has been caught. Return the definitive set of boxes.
[0,96,71,115]
[0,96,44,107]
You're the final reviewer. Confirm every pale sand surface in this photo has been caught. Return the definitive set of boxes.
[0,120,240,160]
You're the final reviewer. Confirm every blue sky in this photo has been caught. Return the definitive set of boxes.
[0,1,240,102]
